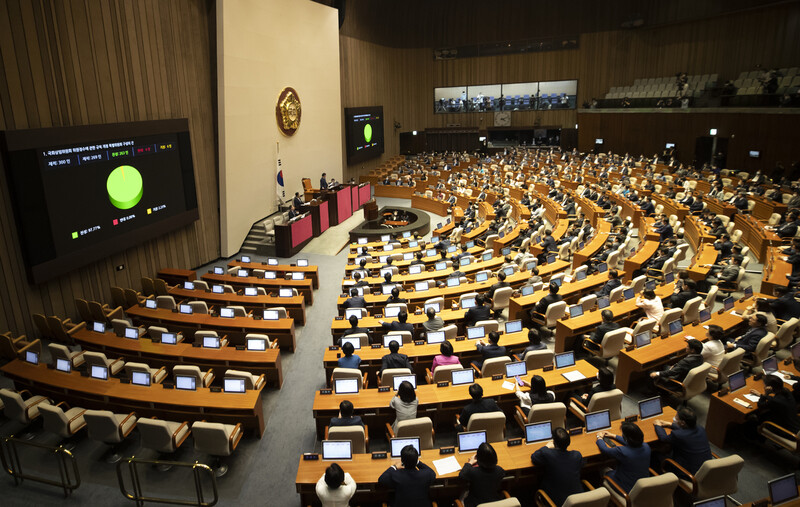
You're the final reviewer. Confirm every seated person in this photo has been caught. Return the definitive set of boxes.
[431,341,460,373]
[769,286,800,321]
[337,341,361,369]
[635,289,664,333]
[701,325,726,368]
[352,271,369,288]
[653,406,712,476]
[386,287,408,305]
[458,443,505,507]
[751,374,800,437]
[570,367,616,408]
[457,383,501,432]
[596,269,622,298]
[378,445,436,507]
[380,340,411,373]
[316,463,357,507]
[530,427,584,506]
[465,294,492,327]
[644,248,671,277]
[669,279,698,310]
[705,254,741,286]
[389,381,418,433]
[585,310,620,345]
[330,400,364,427]
[514,374,555,411]
[421,306,444,332]
[473,331,507,370]
[776,212,800,238]
[649,339,704,387]
[713,234,733,262]
[532,282,562,318]
[521,328,546,355]
[340,315,368,343]
[343,287,367,309]
[409,251,425,266]
[380,310,414,334]
[596,422,651,494]
[488,271,510,300]
[727,314,768,352]
[740,298,778,333]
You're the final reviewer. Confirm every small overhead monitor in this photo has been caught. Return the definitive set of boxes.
[24,350,39,365]
[382,284,396,295]
[390,437,420,458]
[447,277,460,287]
[297,259,309,267]
[404,252,415,261]
[482,252,493,261]
[263,309,280,320]
[90,365,109,380]
[247,338,267,351]
[728,370,746,392]
[551,277,563,288]
[723,297,734,311]
[179,304,193,315]
[638,397,663,420]
[426,249,437,257]
[212,285,224,294]
[237,269,249,278]
[340,336,361,350]
[597,297,610,309]
[220,307,235,318]
[56,358,71,373]
[415,281,429,291]
[409,241,418,248]
[461,297,476,309]
[145,299,157,309]
[183,281,195,290]
[124,327,140,340]
[525,421,553,444]
[424,302,441,314]
[213,266,224,275]
[292,272,305,280]
[595,138,604,144]
[504,266,514,276]
[665,143,675,149]
[381,234,391,242]
[693,497,727,507]
[762,355,778,374]
[224,378,247,393]
[623,288,635,300]
[769,474,799,506]
[383,244,394,252]
[279,288,293,297]
[699,309,711,323]
[505,320,522,334]
[393,375,417,391]
[555,351,575,369]
[475,272,489,282]
[267,258,278,266]
[569,305,583,318]
[748,150,761,159]
[460,257,471,266]
[466,240,475,249]
[358,237,368,245]
[175,375,197,391]
[427,331,445,344]
[505,361,527,378]
[596,262,608,273]
[458,430,487,453]
[635,331,651,348]
[334,377,360,395]
[264,271,277,279]
[241,255,251,263]
[451,368,475,386]
[244,287,258,296]
[547,254,557,264]
[743,286,753,298]
[385,306,402,318]
[466,326,485,340]
[344,308,362,320]
[92,321,106,333]
[645,280,656,291]
[383,335,403,348]
[435,261,447,271]
[585,409,612,432]
[131,371,151,386]
[203,336,221,349]
[668,320,683,336]
[447,245,457,253]
[161,332,178,345]
[321,440,352,461]
[575,270,587,281]
[664,272,675,284]
[521,285,534,296]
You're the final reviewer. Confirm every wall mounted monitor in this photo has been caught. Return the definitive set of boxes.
[345,106,384,164]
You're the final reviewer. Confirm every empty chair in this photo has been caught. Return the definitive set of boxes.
[227,305,248,317]
[74,298,93,322]
[192,280,209,291]
[148,326,184,344]
[628,319,657,343]
[331,367,368,388]
[386,416,435,449]
[244,332,277,349]
[578,295,597,313]
[191,421,243,477]
[173,365,215,387]
[523,349,555,371]
[475,320,500,333]
[426,364,463,384]
[629,275,646,294]
[124,362,167,384]
[195,330,228,348]
[83,409,138,463]
[708,348,745,387]
[88,300,124,323]
[0,332,41,360]
[442,324,458,340]
[476,356,512,378]
[47,316,84,346]
[153,278,171,296]
[327,424,368,453]
[664,453,744,502]
[656,363,712,404]
[569,389,624,423]
[425,297,445,309]
[124,288,144,307]
[48,343,86,368]
[110,286,128,309]
[188,301,209,314]
[464,412,506,442]
[385,331,413,344]
[111,317,137,336]
[137,418,191,469]
[604,472,678,507]
[0,388,50,435]
[155,295,177,310]
[33,313,55,341]
[537,484,610,507]
[379,368,413,387]
[608,285,625,304]
[492,287,513,319]
[39,402,87,448]
[583,328,630,367]
[515,402,566,431]
[84,351,125,375]
[681,297,703,325]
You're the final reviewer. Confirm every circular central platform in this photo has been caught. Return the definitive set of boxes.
[349,206,431,242]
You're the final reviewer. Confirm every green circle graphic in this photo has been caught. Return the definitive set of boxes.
[107,165,143,210]
[364,123,373,143]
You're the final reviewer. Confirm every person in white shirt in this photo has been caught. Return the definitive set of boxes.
[701,325,726,368]
[635,289,664,333]
[316,463,357,507]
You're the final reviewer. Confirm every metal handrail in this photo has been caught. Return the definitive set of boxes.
[117,457,218,506]
[0,436,80,496]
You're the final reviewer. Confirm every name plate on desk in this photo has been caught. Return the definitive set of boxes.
[491,374,503,381]
[378,387,390,393]
[371,452,387,459]
[455,337,465,341]
[335,316,343,320]
[120,378,130,384]
[569,427,583,436]
[437,381,450,387]
[328,346,339,351]
[507,438,522,447]
[302,453,319,461]
[542,365,554,372]
[235,345,245,350]
[624,415,638,423]
[371,344,382,349]
[414,340,425,346]
[192,342,201,348]
[162,383,174,389]
[439,447,455,455]
[320,389,332,395]
[210,386,222,393]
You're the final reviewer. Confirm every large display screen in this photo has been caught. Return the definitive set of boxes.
[434,80,578,113]
[1,119,198,283]
[344,106,384,164]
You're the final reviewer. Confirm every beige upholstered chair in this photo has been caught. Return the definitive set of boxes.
[223,370,265,390]
[244,333,277,349]
[124,362,167,384]
[531,301,567,332]
[458,491,521,507]
[326,424,369,453]
[147,326,184,344]
[656,363,712,403]
[191,421,244,477]
[741,333,776,371]
[83,409,138,463]
[48,343,86,368]
[708,348,745,387]
[569,389,624,423]
[492,287,514,318]
[515,402,566,431]
[330,367,367,388]
[386,417,434,449]
[475,320,500,333]
[39,402,87,446]
[173,365,215,387]
[463,412,506,442]
[583,328,630,366]
[83,351,125,375]
[155,295,176,310]
[681,297,703,325]
[523,350,555,371]
[188,301,209,314]
[426,364,463,384]
[195,330,228,348]
[476,356,512,378]
[0,388,50,426]
[664,454,744,501]
[137,417,191,468]
[0,333,41,360]
[537,481,611,507]
[378,368,413,387]
[604,472,678,507]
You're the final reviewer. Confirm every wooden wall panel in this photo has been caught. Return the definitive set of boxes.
[341,2,800,176]
[0,0,219,336]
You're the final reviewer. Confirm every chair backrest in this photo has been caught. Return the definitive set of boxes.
[432,364,463,383]
[0,389,29,422]
[191,421,235,456]
[467,412,506,442]
[630,318,657,337]
[704,286,718,308]
[425,297,445,308]
[544,301,567,327]
[775,318,800,349]
[343,333,370,347]
[475,320,500,333]
[587,389,624,420]
[33,313,54,340]
[395,417,434,449]
[188,301,209,314]
[386,331,413,344]
[229,305,247,317]
[442,324,458,340]
[328,425,367,453]
[481,356,512,377]
[629,275,646,294]
[380,368,413,387]
[331,367,364,384]
[694,454,745,499]
[47,317,75,345]
[599,328,629,359]
[173,365,203,384]
[608,285,624,303]
[84,351,111,368]
[682,296,703,324]
[137,418,181,453]
[147,326,170,342]
[84,410,125,443]
[524,349,554,371]
[527,402,566,430]
[579,295,597,312]
[110,287,127,308]
[627,472,678,507]
[156,295,176,310]
[39,403,75,438]
[492,287,513,309]
[717,348,746,382]
[682,363,713,400]
[658,308,683,329]
[477,498,521,507]
[385,303,408,315]
[192,280,209,291]
[562,487,611,507]
[752,332,776,365]
[48,343,73,362]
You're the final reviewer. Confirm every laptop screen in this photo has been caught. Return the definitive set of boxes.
[382,284,396,295]
[358,237,367,244]
[693,497,726,507]
[505,320,522,334]
[569,305,583,318]
[475,272,489,282]
[390,437,420,458]
[381,235,391,242]
[385,306,402,318]
[92,321,106,333]
[521,285,534,296]
[502,247,511,256]
[237,269,248,277]
[425,302,440,314]
[212,285,224,294]
[762,355,778,374]
[415,281,429,291]
[623,288,635,300]
[265,271,277,279]
[203,336,221,348]
[435,262,447,271]
[297,259,309,267]
[403,252,414,261]
[638,397,663,419]
[665,272,675,283]
[743,286,753,298]
[668,320,683,335]
[483,252,493,261]
[56,358,71,372]
[213,266,224,275]
[409,241,418,248]
[585,410,612,432]
[393,375,417,391]
[645,280,656,291]
[447,277,461,287]
[504,267,514,276]
[458,431,487,453]
[183,281,195,290]
[292,272,305,280]
[224,378,247,393]
[244,287,258,296]
[383,335,403,348]
[525,422,553,444]
[241,255,251,263]
[723,297,734,311]
[505,361,527,378]
[596,262,608,273]
[555,351,575,369]
[322,440,352,460]
[466,241,475,249]
[576,270,587,281]
[547,254,557,264]
[145,299,157,309]
[728,370,746,392]
[247,338,267,351]
[451,369,475,386]
[124,327,140,340]
[460,257,471,267]
[344,308,363,321]
[179,304,193,315]
[551,277,563,288]
[25,350,38,365]
[380,268,393,278]
[409,264,423,275]
[161,332,177,345]
[426,249,437,257]
[220,307,234,318]
[792,341,800,360]
[175,375,197,391]
[131,371,151,386]
[427,331,445,344]
[90,365,108,380]
[597,297,610,309]
[769,474,799,506]
[279,288,293,297]
[467,326,485,339]
[699,309,711,323]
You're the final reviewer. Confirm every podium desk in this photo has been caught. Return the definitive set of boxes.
[201,273,313,305]
[125,305,297,352]
[275,213,314,258]
[761,246,792,296]
[73,328,283,387]
[572,222,612,269]
[1,360,266,437]
[734,214,783,262]
[156,268,197,285]
[411,194,450,216]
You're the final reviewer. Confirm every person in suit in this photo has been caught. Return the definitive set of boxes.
[380,340,411,373]
[457,383,502,431]
[776,213,800,238]
[640,199,655,216]
[421,307,443,332]
[329,400,364,427]
[459,443,504,507]
[337,342,361,369]
[689,196,704,215]
[540,229,557,256]
[530,427,584,505]
[343,288,367,310]
[752,374,800,435]
[596,422,651,493]
[464,294,492,327]
[320,172,328,189]
[713,234,733,262]
[585,310,621,345]
[653,407,711,476]
[386,287,408,305]
[595,269,622,298]
[654,219,674,242]
[409,251,425,267]
[380,311,414,334]
[650,339,704,387]
[709,218,727,238]
[316,463,357,507]
[533,282,562,317]
[292,192,303,209]
[669,279,698,310]
[679,191,695,207]
[706,254,742,286]
[473,331,508,370]
[522,328,547,356]
[727,313,768,352]
[645,248,671,277]
[487,271,510,300]
[287,204,300,220]
[770,286,800,321]
[378,445,436,507]
[340,315,368,342]
[570,367,616,407]
[352,272,370,288]
[732,192,749,211]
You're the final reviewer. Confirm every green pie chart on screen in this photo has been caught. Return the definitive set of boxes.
[364,123,373,143]
[107,165,143,210]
